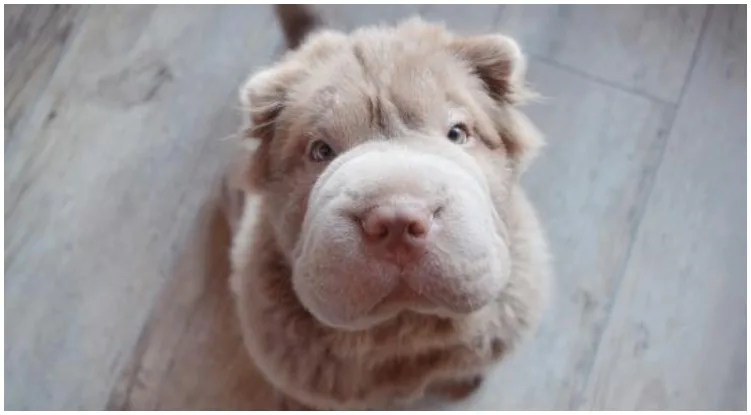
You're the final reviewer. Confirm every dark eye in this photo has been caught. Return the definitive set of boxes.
[308,139,336,162]
[446,123,470,144]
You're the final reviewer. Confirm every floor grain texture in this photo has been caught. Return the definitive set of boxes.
[4,4,747,410]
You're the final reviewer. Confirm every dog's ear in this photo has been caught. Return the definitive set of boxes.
[451,35,543,173]
[237,62,304,190]
[240,61,304,142]
[450,34,529,104]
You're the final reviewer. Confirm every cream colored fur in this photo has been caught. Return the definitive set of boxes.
[228,17,551,410]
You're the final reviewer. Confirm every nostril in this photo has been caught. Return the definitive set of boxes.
[407,219,428,238]
[360,212,390,239]
[374,222,389,239]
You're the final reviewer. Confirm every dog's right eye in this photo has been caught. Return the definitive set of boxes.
[308,139,337,162]
[446,123,470,144]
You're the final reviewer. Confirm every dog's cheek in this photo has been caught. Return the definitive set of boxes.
[267,169,318,258]
[413,188,511,312]
[465,145,514,218]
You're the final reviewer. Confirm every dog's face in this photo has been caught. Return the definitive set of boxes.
[240,19,543,330]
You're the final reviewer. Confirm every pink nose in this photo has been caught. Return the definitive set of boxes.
[359,204,433,262]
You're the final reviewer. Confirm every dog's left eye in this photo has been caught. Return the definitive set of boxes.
[446,124,470,144]
[308,139,337,162]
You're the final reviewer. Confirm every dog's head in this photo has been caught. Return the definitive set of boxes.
[239,19,543,330]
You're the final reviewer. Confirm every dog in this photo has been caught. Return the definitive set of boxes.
[226,5,551,410]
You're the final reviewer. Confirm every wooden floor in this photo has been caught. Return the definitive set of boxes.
[4,5,747,410]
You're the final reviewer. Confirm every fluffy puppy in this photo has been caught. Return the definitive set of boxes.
[228,7,551,410]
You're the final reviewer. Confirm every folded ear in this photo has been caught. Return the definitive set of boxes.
[239,61,305,142]
[450,34,529,104]
[239,29,347,142]
[237,62,302,190]
[450,34,543,173]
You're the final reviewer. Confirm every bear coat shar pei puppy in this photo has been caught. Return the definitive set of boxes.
[226,5,552,410]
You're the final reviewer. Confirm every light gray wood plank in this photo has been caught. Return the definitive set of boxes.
[418,5,501,35]
[106,194,276,410]
[492,5,707,103]
[322,5,422,32]
[580,5,746,410]
[4,4,280,410]
[4,5,89,143]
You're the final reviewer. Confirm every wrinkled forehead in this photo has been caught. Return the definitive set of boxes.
[280,39,476,144]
